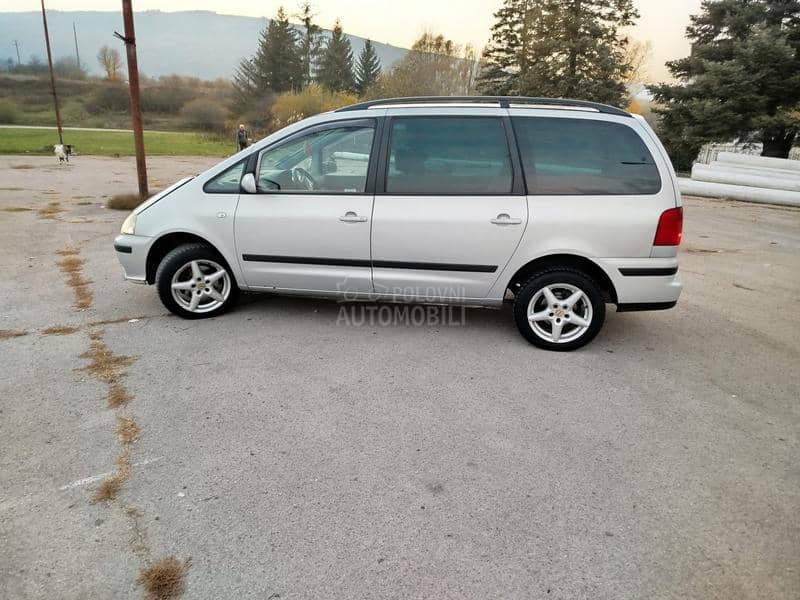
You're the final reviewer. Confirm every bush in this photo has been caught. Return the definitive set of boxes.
[142,84,194,114]
[270,85,357,128]
[85,83,130,114]
[107,193,143,210]
[0,99,19,124]
[180,98,226,132]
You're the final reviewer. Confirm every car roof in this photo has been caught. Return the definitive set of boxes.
[336,96,631,118]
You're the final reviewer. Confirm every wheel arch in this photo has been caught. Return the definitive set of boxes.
[506,253,618,304]
[146,232,230,284]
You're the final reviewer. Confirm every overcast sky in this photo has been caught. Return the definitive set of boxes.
[3,0,703,81]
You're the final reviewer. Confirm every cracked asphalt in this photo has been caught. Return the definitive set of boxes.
[1,156,798,599]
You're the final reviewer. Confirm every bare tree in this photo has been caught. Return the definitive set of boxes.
[97,45,122,80]
[622,39,652,85]
[367,31,480,98]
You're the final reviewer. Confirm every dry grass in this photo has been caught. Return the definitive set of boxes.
[79,337,135,385]
[107,193,144,211]
[117,416,140,444]
[57,248,93,309]
[93,449,131,502]
[94,474,124,502]
[41,325,80,336]
[37,201,63,220]
[0,206,32,212]
[0,329,28,340]
[138,556,191,600]
[107,382,133,408]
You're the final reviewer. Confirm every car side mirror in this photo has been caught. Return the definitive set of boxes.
[240,172,257,194]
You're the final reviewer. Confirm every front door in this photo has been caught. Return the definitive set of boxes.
[235,119,378,295]
[371,114,527,301]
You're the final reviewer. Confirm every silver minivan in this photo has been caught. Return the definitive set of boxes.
[114,96,682,351]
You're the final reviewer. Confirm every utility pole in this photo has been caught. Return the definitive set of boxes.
[73,22,81,70]
[40,0,63,145]
[115,0,148,199]
[12,40,21,65]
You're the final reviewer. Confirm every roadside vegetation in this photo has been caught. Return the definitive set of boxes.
[0,127,230,156]
[1,0,795,166]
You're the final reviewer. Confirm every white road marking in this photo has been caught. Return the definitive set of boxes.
[57,457,164,490]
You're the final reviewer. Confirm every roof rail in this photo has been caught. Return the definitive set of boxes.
[336,96,631,117]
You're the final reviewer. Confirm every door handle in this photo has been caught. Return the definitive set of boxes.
[491,213,522,225]
[339,211,368,223]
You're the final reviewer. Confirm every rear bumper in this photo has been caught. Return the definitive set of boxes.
[616,301,677,312]
[601,257,682,305]
[114,234,152,284]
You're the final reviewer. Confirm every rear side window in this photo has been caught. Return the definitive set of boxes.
[386,117,513,195]
[512,117,661,195]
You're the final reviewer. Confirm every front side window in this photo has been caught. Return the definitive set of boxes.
[512,117,661,195]
[386,117,513,195]
[204,160,244,193]
[256,123,374,194]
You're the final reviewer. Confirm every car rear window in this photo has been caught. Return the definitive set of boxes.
[512,117,661,195]
[386,117,513,195]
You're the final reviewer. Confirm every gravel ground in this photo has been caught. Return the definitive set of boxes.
[1,156,798,600]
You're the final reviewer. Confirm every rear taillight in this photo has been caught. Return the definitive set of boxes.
[653,207,683,246]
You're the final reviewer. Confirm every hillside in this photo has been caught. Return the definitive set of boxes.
[0,10,408,81]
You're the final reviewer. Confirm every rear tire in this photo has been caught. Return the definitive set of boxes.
[513,268,605,351]
[155,243,239,319]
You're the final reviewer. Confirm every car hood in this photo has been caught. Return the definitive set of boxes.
[133,176,194,215]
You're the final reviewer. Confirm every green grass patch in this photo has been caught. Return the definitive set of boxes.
[0,127,232,157]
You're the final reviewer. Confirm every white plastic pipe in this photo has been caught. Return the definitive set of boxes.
[677,178,800,207]
[691,163,800,192]
[715,152,800,173]
[706,161,800,180]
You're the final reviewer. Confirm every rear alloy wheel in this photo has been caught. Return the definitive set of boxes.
[513,269,605,351]
[156,244,238,319]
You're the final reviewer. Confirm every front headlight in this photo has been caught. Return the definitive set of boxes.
[120,212,137,235]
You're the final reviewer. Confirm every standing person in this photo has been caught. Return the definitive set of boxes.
[236,123,249,152]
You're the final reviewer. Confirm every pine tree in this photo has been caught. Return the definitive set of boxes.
[652,0,800,164]
[530,0,637,105]
[232,7,303,109]
[316,20,356,93]
[477,0,637,107]
[354,39,381,96]
[296,2,323,88]
[477,0,539,95]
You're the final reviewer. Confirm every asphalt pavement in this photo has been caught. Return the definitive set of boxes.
[1,156,798,599]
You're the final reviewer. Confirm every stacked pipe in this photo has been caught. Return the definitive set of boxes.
[677,152,800,207]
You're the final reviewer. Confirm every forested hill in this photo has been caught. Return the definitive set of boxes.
[0,10,408,80]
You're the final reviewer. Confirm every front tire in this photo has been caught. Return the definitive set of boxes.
[513,268,605,351]
[155,243,239,319]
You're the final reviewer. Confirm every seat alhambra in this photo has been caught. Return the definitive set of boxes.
[114,96,682,351]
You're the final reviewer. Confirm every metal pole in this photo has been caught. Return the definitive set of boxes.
[73,22,81,70]
[117,0,148,199]
[13,40,21,65]
[40,0,63,145]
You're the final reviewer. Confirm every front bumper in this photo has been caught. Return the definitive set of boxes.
[114,234,153,284]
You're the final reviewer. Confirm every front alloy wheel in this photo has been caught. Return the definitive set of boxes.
[513,269,605,351]
[170,258,231,314]
[156,243,239,319]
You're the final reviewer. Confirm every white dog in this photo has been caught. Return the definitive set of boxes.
[54,144,73,164]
